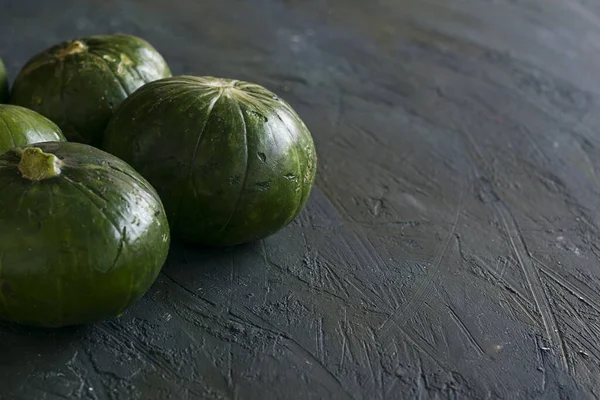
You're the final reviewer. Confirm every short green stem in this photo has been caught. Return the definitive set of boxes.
[56,40,88,58]
[18,147,62,181]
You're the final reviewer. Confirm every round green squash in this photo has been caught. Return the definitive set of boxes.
[103,76,317,246]
[10,34,171,146]
[0,104,66,155]
[0,142,170,327]
[0,57,8,103]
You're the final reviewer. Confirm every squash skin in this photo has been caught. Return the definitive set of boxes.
[0,142,170,328]
[0,104,66,155]
[10,34,171,146]
[0,57,8,103]
[103,76,317,246]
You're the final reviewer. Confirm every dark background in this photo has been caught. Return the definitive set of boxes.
[1,0,600,398]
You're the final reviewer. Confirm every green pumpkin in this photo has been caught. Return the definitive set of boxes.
[103,76,317,246]
[0,142,170,327]
[10,34,171,146]
[0,57,8,103]
[0,104,66,155]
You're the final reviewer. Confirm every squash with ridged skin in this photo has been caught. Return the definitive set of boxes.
[0,57,8,103]
[103,76,317,246]
[10,34,171,146]
[0,104,66,155]
[0,142,170,327]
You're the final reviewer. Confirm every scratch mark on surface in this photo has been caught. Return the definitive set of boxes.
[362,317,453,396]
[361,333,384,400]
[227,342,234,393]
[339,307,349,368]
[378,182,465,346]
[261,240,270,307]
[162,271,217,307]
[498,256,509,279]
[344,277,380,309]
[398,325,448,370]
[496,202,569,371]
[503,291,540,327]
[385,376,399,398]
[381,282,400,310]
[362,339,375,380]
[323,262,351,300]
[446,305,485,356]
[472,255,534,307]
[98,324,181,383]
[285,336,354,400]
[552,280,600,359]
[229,252,235,313]
[535,335,547,392]
[364,235,388,269]
[233,307,289,338]
[65,351,86,399]
[472,169,569,370]
[224,305,354,398]
[315,317,325,363]
[533,256,600,314]
[470,255,540,327]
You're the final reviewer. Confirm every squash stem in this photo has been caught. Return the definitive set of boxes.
[56,40,88,58]
[17,147,62,181]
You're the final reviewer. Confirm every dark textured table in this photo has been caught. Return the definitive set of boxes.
[2,0,600,398]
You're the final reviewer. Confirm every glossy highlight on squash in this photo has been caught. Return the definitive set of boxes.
[0,104,66,155]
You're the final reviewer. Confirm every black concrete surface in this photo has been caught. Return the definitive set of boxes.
[1,0,600,398]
